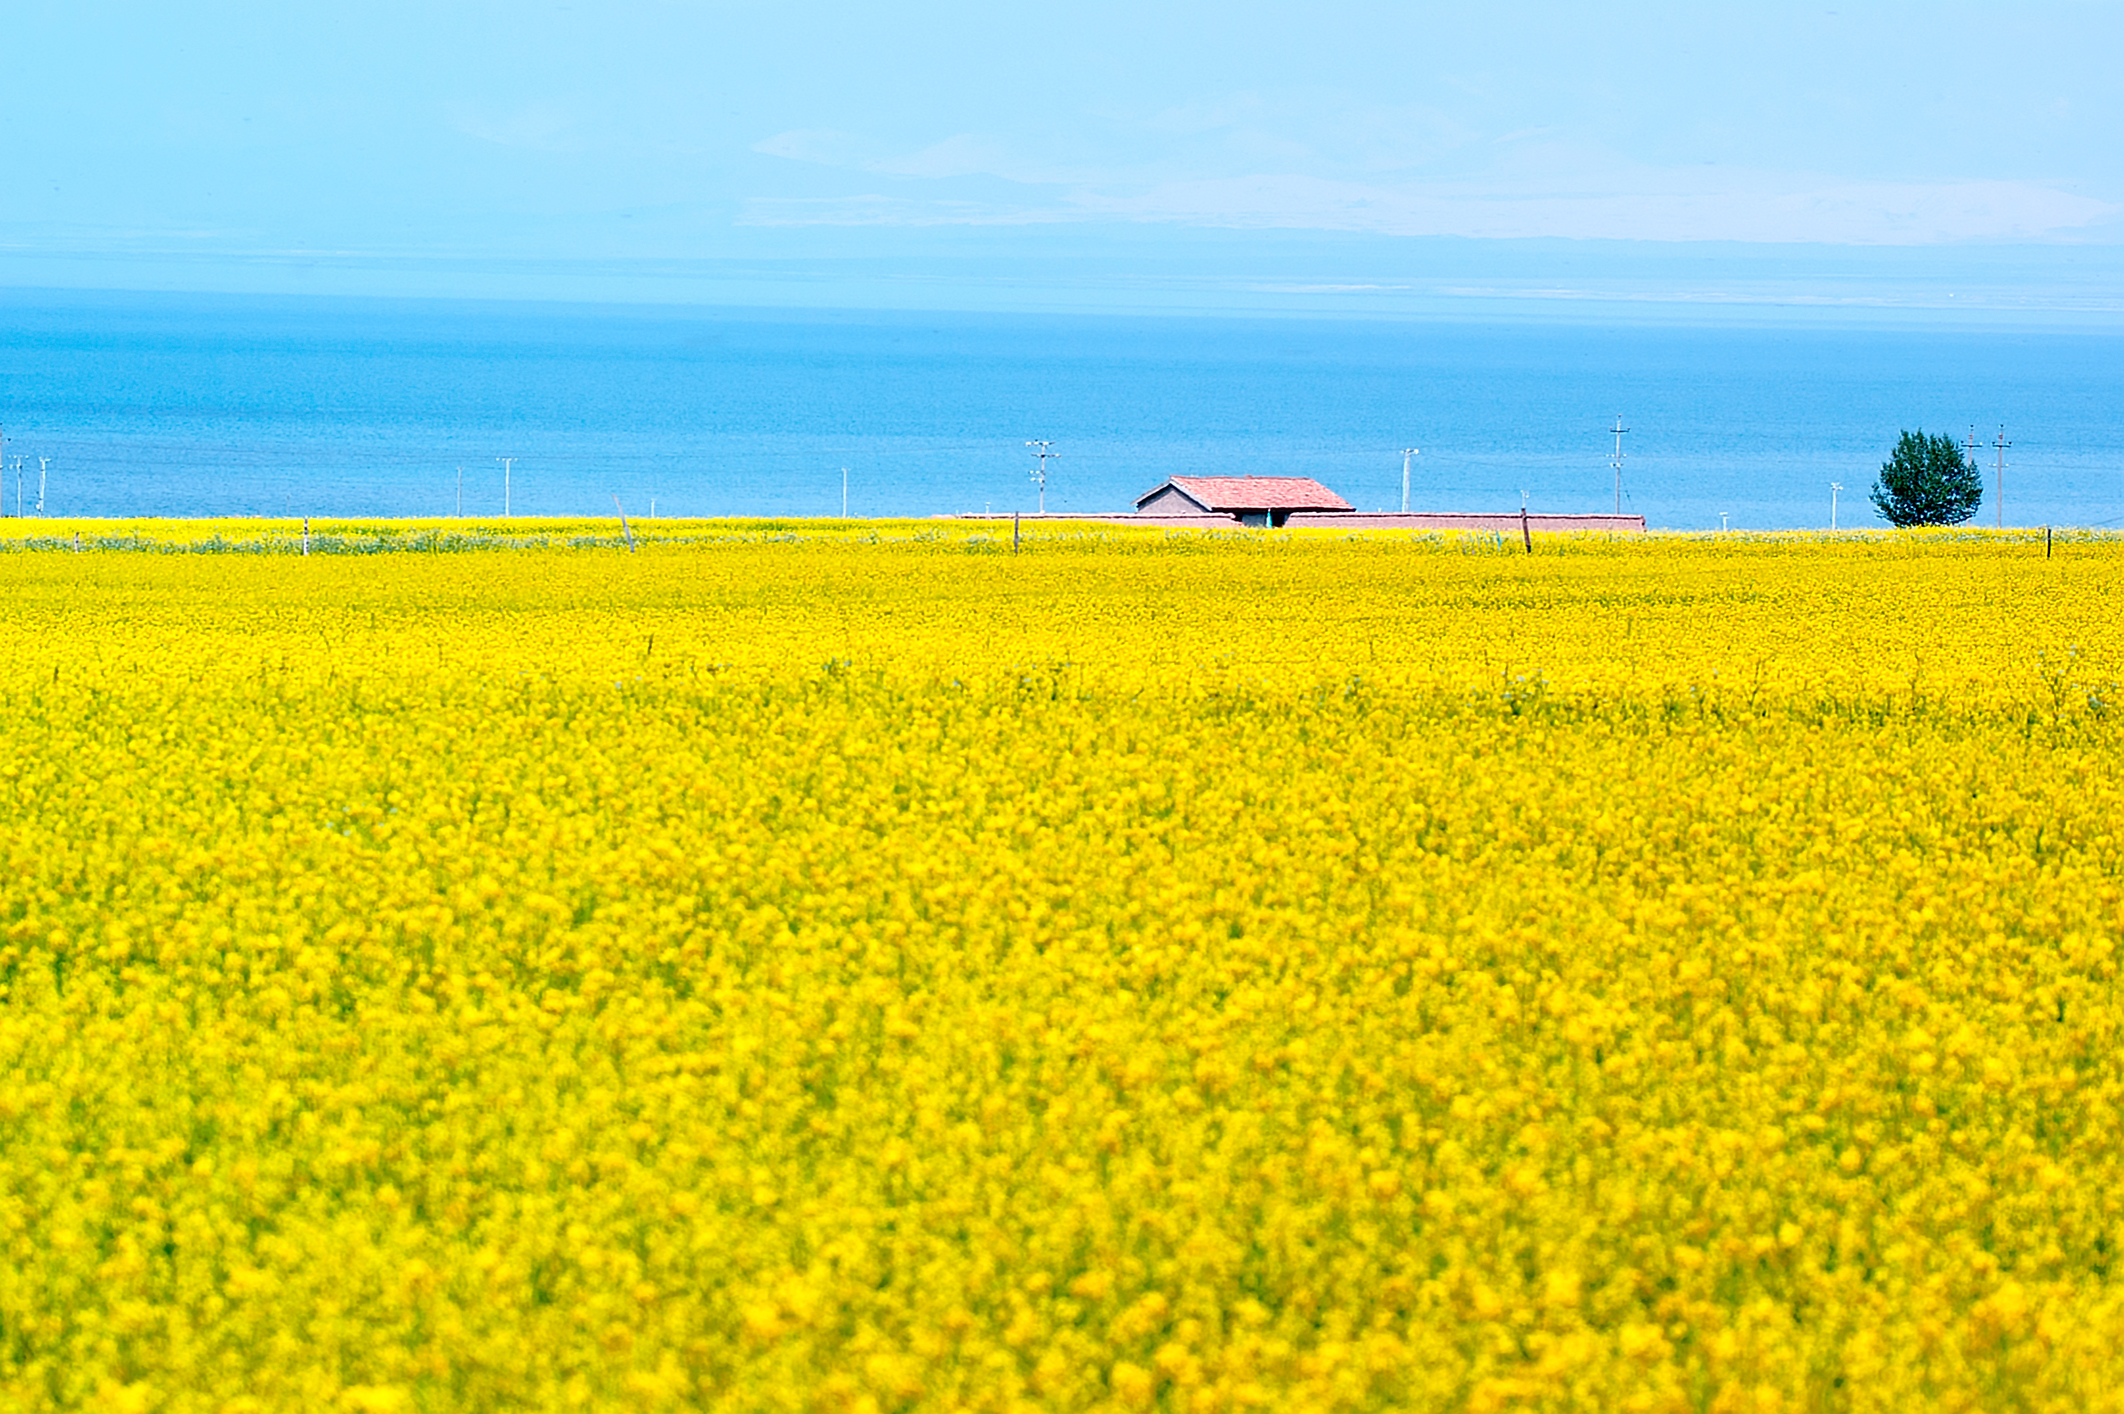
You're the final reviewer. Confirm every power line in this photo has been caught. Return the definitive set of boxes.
[1994,426,2011,530]
[1025,440,1057,514]
[1608,417,1629,516]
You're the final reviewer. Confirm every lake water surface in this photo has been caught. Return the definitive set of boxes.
[1,288,2118,530]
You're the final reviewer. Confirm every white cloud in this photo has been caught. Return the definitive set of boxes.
[869,134,1017,180]
[744,130,2118,244]
[755,129,1105,186]
[737,195,1065,228]
[750,129,885,168]
[1131,93,1479,175]
[1077,171,2118,244]
[445,101,585,153]
[743,82,2119,245]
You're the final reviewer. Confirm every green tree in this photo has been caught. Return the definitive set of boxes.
[1871,429,1983,527]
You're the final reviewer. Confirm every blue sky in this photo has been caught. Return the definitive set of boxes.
[6,1,2123,312]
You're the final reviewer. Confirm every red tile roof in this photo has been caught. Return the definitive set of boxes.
[1139,476,1354,512]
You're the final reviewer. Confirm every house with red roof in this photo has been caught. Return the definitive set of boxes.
[1133,475,1354,527]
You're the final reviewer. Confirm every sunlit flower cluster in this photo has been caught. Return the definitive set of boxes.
[0,524,2117,1411]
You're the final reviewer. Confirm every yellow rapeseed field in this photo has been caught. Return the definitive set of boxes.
[0,522,2118,1413]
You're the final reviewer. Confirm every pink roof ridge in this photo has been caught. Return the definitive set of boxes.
[1141,475,1354,512]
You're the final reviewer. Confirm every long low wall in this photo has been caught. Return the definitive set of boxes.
[941,512,1647,532]
[941,513,1241,527]
[1283,512,1646,533]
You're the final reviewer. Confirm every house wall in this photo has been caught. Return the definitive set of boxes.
[1136,486,1222,518]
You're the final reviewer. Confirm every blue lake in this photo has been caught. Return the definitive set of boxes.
[0,287,2118,530]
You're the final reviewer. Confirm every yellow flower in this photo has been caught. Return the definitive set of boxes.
[0,522,2117,1409]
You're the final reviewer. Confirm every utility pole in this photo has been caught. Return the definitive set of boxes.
[1399,447,1419,514]
[1966,426,1981,521]
[36,458,47,516]
[1994,426,2011,529]
[1609,416,1629,515]
[1025,440,1056,515]
[1830,482,1843,531]
[498,456,514,517]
